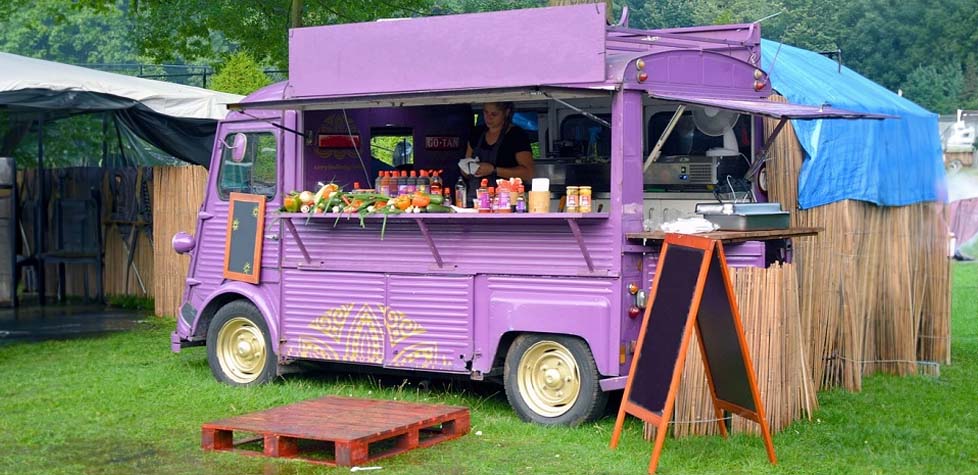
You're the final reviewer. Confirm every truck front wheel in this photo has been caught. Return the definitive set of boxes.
[504,334,607,426]
[207,300,276,386]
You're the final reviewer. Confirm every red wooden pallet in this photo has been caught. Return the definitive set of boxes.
[201,396,470,466]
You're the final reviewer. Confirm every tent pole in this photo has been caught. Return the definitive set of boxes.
[102,113,109,167]
[35,113,46,305]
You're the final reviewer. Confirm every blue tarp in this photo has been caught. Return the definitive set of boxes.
[760,39,946,209]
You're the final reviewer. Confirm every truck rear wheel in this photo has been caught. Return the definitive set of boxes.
[504,334,607,426]
[207,300,276,386]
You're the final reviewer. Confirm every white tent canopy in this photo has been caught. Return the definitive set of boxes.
[0,52,245,166]
[0,52,241,120]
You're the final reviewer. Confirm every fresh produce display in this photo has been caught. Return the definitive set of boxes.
[279,181,454,239]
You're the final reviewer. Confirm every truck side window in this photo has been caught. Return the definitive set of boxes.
[370,127,414,170]
[217,131,278,200]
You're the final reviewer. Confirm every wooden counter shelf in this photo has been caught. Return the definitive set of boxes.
[275,211,609,221]
[274,211,609,272]
[626,227,821,244]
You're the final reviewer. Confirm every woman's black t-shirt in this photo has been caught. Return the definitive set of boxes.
[468,125,532,168]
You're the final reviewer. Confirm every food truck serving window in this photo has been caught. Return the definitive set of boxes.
[217,132,278,200]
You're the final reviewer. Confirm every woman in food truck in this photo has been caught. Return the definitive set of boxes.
[461,101,535,201]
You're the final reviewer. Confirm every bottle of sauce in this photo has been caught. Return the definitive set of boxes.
[487,186,498,213]
[477,179,491,213]
[455,176,468,208]
[374,171,384,194]
[407,170,418,193]
[430,170,443,196]
[496,185,512,213]
[515,185,527,213]
[380,171,391,196]
[397,171,408,196]
[417,170,430,194]
[443,187,453,206]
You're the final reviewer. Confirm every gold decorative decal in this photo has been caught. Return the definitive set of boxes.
[296,302,454,370]
[346,304,384,364]
[389,343,451,369]
[291,336,338,361]
[311,303,353,342]
[252,207,259,217]
[232,219,240,231]
[385,307,425,346]
[242,262,251,274]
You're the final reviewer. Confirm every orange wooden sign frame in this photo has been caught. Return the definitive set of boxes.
[223,192,266,284]
[610,233,776,473]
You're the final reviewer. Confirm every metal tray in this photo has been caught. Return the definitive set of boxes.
[702,212,790,231]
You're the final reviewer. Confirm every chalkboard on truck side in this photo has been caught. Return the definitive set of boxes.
[223,192,266,284]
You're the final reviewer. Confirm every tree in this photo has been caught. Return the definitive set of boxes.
[622,0,698,28]
[902,63,964,114]
[0,0,136,64]
[124,0,436,68]
[209,52,273,96]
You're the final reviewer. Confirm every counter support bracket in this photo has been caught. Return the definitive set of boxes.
[566,218,595,272]
[416,219,444,268]
[283,219,312,265]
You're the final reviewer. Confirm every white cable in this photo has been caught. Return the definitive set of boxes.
[341,109,372,185]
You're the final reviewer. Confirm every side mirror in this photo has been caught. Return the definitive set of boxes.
[229,133,248,163]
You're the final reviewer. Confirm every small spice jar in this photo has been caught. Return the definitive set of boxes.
[565,186,579,213]
[578,186,592,213]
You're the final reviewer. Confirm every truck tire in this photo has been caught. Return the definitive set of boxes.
[207,300,276,386]
[504,334,607,426]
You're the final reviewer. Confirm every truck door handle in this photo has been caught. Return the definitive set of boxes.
[265,234,279,241]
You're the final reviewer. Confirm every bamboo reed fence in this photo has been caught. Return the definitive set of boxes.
[152,165,208,318]
[763,96,951,391]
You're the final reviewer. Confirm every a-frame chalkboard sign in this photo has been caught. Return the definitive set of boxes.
[223,192,266,284]
[610,233,776,474]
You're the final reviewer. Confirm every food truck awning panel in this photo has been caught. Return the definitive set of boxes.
[648,92,893,120]
[231,86,613,112]
[287,4,607,99]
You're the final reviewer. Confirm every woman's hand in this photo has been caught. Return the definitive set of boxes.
[474,162,495,177]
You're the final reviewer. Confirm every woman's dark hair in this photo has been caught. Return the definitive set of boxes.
[485,101,515,125]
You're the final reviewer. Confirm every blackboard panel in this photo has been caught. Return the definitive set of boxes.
[697,250,755,412]
[627,244,705,414]
[223,193,265,284]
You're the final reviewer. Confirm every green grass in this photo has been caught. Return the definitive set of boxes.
[1,263,976,474]
[106,294,155,311]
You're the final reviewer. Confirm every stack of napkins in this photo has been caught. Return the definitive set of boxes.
[660,217,719,234]
[458,158,480,175]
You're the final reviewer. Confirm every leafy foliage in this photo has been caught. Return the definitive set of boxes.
[121,0,436,68]
[0,0,136,64]
[4,0,978,113]
[903,63,965,115]
[208,52,272,95]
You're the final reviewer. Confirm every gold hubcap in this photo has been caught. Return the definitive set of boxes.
[517,341,581,418]
[216,317,267,384]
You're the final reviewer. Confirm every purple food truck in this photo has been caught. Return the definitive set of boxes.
[170,4,870,425]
